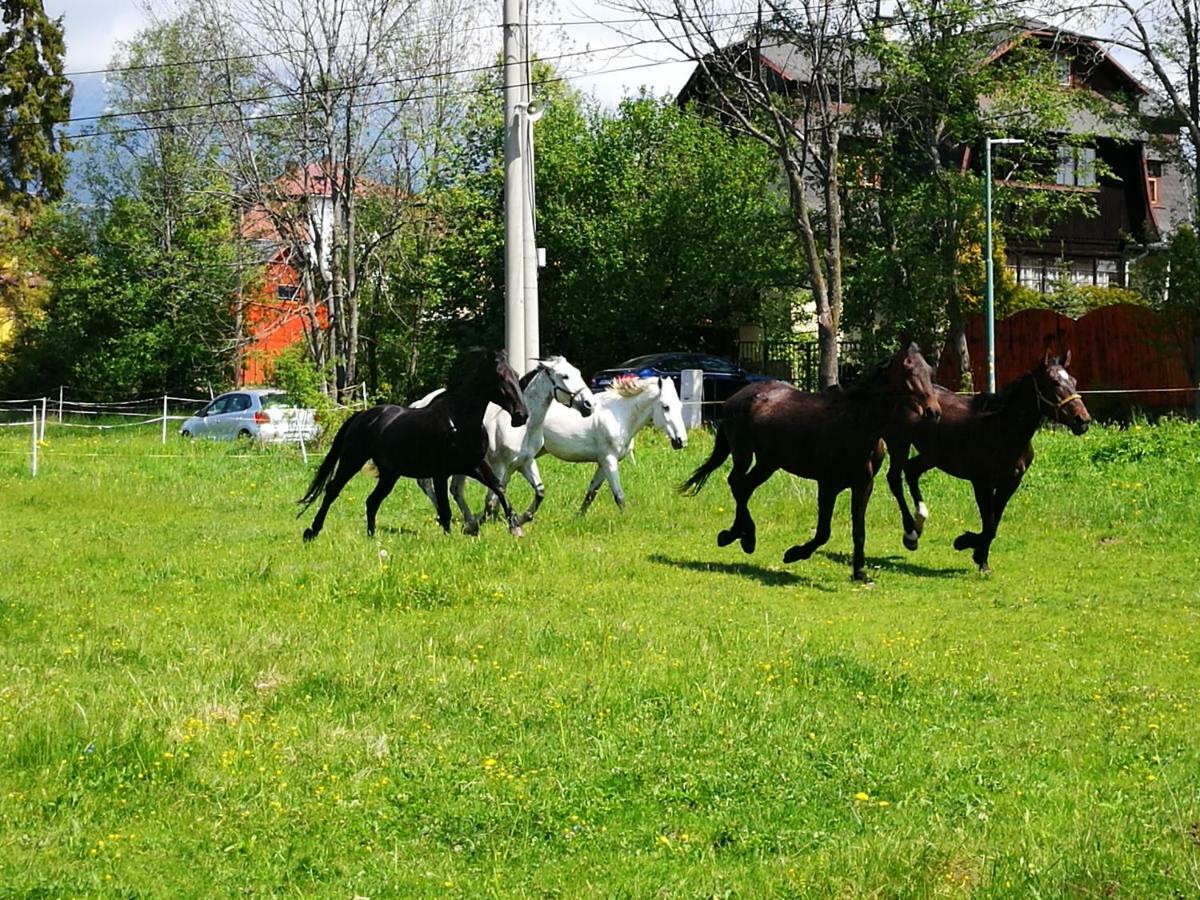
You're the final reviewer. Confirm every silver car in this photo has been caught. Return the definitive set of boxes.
[180,389,320,442]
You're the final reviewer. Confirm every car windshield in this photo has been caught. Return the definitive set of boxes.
[259,393,297,410]
[616,354,740,374]
[616,354,667,369]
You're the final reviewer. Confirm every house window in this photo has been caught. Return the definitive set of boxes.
[1096,258,1121,287]
[1055,55,1072,86]
[276,284,299,300]
[1056,145,1097,188]
[1147,160,1163,206]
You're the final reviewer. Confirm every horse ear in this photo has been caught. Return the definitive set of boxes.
[907,341,921,355]
[1063,349,1072,368]
[1042,348,1053,368]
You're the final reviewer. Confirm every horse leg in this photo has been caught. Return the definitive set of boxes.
[432,477,453,534]
[849,473,876,583]
[515,459,545,525]
[905,454,935,537]
[726,461,774,555]
[469,462,524,537]
[953,479,996,572]
[784,480,838,564]
[365,470,399,537]
[601,455,626,510]
[717,447,754,549]
[578,466,606,517]
[886,442,920,551]
[450,475,479,536]
[975,473,1023,572]
[303,458,362,542]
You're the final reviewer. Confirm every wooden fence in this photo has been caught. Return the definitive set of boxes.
[936,305,1197,416]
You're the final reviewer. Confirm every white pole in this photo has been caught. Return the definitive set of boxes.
[298,433,308,465]
[40,396,47,441]
[161,395,168,444]
[362,382,368,407]
[31,406,38,477]
[503,0,525,369]
[520,0,539,371]
[57,385,63,423]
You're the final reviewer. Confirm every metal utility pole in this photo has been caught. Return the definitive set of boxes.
[503,0,525,369]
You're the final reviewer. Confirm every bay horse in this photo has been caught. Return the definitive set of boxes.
[680,344,941,582]
[298,350,530,541]
[885,351,1090,573]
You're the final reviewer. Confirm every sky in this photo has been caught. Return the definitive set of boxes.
[44,0,701,124]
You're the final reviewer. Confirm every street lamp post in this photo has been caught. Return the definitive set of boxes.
[984,137,1023,393]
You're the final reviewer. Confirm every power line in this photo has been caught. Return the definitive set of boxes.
[58,25,752,140]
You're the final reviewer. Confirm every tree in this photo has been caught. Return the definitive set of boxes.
[617,0,871,386]
[2,197,240,397]
[421,72,802,385]
[0,0,72,207]
[1088,0,1200,228]
[191,0,487,399]
[845,2,1101,376]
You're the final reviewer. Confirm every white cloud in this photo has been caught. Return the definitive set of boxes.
[45,0,150,72]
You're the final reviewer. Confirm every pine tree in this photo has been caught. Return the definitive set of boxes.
[0,0,73,207]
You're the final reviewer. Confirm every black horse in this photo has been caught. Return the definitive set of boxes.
[885,351,1091,572]
[680,344,942,582]
[299,350,530,541]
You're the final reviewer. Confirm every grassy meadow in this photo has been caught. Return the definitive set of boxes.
[1,419,1199,896]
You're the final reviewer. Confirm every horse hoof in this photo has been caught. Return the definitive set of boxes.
[977,563,991,575]
[739,533,756,555]
[303,528,316,542]
[463,522,480,537]
[782,545,808,564]
[852,570,874,585]
[509,525,525,538]
[953,532,977,551]
[717,530,738,548]
[903,531,920,552]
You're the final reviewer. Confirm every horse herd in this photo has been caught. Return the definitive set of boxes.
[300,344,1091,582]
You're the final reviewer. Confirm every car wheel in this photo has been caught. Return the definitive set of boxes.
[181,430,192,439]
[237,429,253,440]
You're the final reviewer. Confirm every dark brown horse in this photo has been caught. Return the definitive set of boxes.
[885,351,1090,572]
[680,344,942,582]
[299,350,530,541]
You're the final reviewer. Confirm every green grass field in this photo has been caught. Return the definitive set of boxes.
[1,420,1198,897]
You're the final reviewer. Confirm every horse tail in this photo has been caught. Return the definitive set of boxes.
[298,412,357,511]
[678,424,731,496]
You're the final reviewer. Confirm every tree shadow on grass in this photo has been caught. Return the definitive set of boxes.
[821,550,964,579]
[648,553,835,592]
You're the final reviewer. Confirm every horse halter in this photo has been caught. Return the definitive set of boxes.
[1033,377,1082,420]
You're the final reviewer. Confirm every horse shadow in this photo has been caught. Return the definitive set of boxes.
[648,553,835,592]
[821,550,963,579]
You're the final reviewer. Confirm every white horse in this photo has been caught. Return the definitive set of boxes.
[539,374,688,515]
[411,355,595,531]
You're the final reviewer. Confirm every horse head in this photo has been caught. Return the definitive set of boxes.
[1034,350,1090,435]
[884,343,941,423]
[538,355,594,417]
[486,350,529,427]
[650,376,688,450]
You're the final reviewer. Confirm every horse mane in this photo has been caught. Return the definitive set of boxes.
[969,371,1034,414]
[843,360,890,395]
[609,374,650,398]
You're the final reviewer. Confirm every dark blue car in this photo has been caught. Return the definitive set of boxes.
[590,352,776,417]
